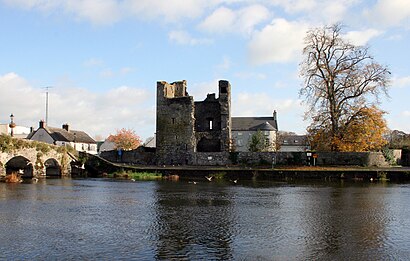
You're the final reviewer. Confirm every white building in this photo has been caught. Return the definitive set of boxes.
[27,121,97,154]
[231,111,278,152]
[0,124,31,139]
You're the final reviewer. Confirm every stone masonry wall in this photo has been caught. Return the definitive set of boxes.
[156,81,196,165]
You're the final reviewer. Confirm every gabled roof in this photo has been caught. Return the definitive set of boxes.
[232,117,278,131]
[28,126,96,144]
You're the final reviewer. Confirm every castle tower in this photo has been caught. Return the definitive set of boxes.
[218,80,232,152]
[156,81,196,165]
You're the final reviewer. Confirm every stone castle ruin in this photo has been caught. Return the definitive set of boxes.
[156,80,232,165]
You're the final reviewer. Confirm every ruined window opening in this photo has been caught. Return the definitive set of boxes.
[175,135,178,141]
[207,118,214,130]
[220,86,227,94]
[172,118,175,124]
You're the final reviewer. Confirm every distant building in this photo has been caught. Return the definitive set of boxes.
[27,121,97,154]
[143,136,156,148]
[0,123,31,139]
[98,140,116,154]
[231,112,278,152]
[279,134,310,152]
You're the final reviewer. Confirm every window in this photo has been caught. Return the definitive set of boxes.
[237,139,243,146]
[206,118,214,130]
[238,132,243,136]
[172,118,175,124]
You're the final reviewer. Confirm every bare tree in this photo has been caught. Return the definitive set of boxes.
[299,24,390,151]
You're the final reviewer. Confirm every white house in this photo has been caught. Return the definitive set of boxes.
[28,121,97,154]
[231,111,278,152]
[0,124,31,139]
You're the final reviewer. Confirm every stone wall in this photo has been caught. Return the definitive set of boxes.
[156,81,196,165]
[193,152,229,166]
[100,148,390,168]
[100,148,156,165]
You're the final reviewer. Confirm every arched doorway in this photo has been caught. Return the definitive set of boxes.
[5,156,34,178]
[44,158,61,177]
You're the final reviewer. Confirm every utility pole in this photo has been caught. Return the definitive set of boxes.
[43,86,53,124]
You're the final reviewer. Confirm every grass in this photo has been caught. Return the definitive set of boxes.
[109,170,162,180]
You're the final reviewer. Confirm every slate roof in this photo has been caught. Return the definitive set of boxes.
[231,117,278,131]
[280,135,309,145]
[28,126,96,144]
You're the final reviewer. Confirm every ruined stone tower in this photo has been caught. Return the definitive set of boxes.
[156,80,232,165]
[156,80,196,165]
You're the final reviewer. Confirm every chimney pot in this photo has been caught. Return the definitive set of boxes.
[62,124,69,131]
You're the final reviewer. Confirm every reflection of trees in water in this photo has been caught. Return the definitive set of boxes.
[297,183,390,260]
[154,182,234,260]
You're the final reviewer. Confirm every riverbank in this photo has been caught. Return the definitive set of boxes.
[84,159,410,181]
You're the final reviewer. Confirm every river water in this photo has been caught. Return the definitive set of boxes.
[1,178,409,260]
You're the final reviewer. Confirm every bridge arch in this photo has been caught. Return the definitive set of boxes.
[5,156,34,178]
[44,158,61,176]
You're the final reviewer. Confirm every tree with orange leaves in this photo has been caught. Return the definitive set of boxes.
[308,106,388,151]
[107,128,142,150]
[300,24,390,151]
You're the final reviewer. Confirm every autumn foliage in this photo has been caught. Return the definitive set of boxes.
[309,106,388,152]
[107,128,142,150]
[300,24,390,152]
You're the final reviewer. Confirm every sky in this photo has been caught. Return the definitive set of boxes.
[0,0,409,141]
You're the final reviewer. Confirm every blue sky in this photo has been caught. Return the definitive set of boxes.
[1,0,409,141]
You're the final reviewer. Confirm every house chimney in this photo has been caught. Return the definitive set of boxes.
[273,110,277,120]
[62,123,69,131]
[39,120,45,128]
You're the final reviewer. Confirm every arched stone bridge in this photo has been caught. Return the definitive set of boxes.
[0,148,74,178]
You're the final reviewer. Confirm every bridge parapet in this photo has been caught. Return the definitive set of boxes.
[0,147,73,178]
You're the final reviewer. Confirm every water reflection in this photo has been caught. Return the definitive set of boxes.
[153,181,235,260]
[0,179,409,260]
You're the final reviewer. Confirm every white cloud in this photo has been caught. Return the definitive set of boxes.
[199,5,270,35]
[64,0,121,25]
[2,0,121,25]
[168,30,213,45]
[0,72,155,139]
[393,76,410,88]
[189,79,220,101]
[233,91,306,132]
[248,18,309,64]
[364,0,410,27]
[2,0,217,25]
[124,0,217,23]
[344,29,383,46]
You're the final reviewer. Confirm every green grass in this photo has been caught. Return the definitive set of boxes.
[111,170,162,180]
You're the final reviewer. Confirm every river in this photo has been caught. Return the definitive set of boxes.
[1,178,409,260]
